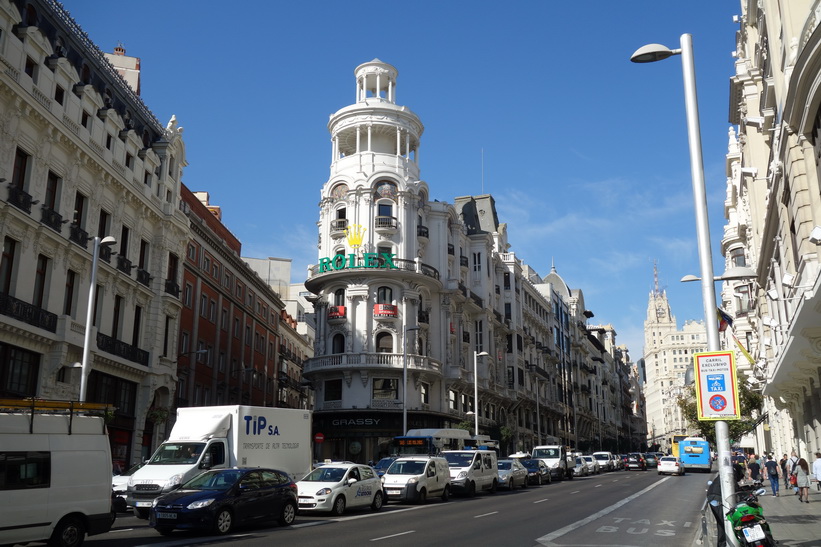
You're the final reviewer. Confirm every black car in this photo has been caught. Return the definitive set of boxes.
[149,468,297,536]
[642,453,659,468]
[520,459,551,485]
[626,453,647,471]
[372,457,397,478]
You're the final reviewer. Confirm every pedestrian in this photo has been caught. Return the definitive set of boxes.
[779,453,790,488]
[793,457,811,503]
[748,455,761,482]
[813,452,821,492]
[789,450,800,495]
[763,454,780,497]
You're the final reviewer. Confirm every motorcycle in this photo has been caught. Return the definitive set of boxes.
[709,484,775,546]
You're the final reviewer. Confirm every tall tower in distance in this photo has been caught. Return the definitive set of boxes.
[642,262,706,451]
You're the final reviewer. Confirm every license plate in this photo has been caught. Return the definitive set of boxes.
[387,489,400,495]
[135,501,153,507]
[156,512,177,519]
[742,524,765,542]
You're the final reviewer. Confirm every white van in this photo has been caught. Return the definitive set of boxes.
[441,449,498,496]
[381,456,450,503]
[0,400,114,547]
[592,451,616,472]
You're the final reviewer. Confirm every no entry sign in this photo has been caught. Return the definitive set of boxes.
[314,432,325,443]
[693,351,740,421]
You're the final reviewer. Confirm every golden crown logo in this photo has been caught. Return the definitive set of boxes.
[345,224,366,248]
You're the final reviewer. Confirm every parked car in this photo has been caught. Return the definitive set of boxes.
[581,455,601,475]
[520,459,551,485]
[619,454,630,468]
[592,452,615,472]
[113,462,146,512]
[149,468,297,536]
[642,453,659,468]
[626,453,647,471]
[497,459,528,490]
[297,463,384,515]
[381,456,450,503]
[572,456,589,477]
[372,457,396,478]
[657,456,685,476]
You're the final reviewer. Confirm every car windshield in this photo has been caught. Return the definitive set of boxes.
[532,448,559,459]
[182,470,240,491]
[593,454,608,461]
[386,460,425,475]
[520,459,539,470]
[497,461,512,470]
[661,457,676,462]
[444,452,475,467]
[302,467,347,482]
[148,443,205,465]
[374,458,395,470]
[576,457,583,464]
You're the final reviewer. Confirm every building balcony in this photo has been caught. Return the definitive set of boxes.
[459,255,469,269]
[417,310,430,324]
[0,292,57,333]
[136,268,151,287]
[303,352,442,376]
[330,218,348,236]
[69,224,89,248]
[39,207,64,233]
[7,186,34,214]
[96,332,149,366]
[373,303,398,319]
[116,255,132,275]
[99,244,112,264]
[374,215,397,235]
[417,225,429,240]
[447,243,455,256]
[164,279,180,297]
[327,305,346,324]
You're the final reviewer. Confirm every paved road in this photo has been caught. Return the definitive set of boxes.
[75,469,708,547]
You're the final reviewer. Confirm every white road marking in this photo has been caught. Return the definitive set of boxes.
[474,511,499,518]
[110,528,134,533]
[536,477,670,546]
[371,530,415,541]
[534,498,550,503]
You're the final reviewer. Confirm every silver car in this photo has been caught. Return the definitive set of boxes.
[497,459,528,489]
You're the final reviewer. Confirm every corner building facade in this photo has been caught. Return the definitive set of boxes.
[303,60,641,462]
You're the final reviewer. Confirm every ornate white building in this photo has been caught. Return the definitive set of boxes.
[302,59,644,462]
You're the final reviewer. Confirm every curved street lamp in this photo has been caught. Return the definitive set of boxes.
[79,235,116,402]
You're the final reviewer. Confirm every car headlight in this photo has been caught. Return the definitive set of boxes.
[457,471,467,479]
[127,477,136,488]
[551,462,560,469]
[166,474,183,488]
[407,477,418,484]
[187,498,215,510]
[316,487,332,496]
[152,498,160,508]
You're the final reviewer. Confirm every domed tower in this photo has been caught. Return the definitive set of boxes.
[304,60,451,462]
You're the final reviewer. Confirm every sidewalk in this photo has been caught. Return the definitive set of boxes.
[697,481,821,546]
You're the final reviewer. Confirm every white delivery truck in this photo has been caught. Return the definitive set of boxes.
[127,405,311,518]
[532,443,573,480]
[0,399,115,547]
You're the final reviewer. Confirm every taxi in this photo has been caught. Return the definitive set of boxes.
[296,463,384,515]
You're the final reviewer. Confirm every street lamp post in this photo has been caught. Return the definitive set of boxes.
[79,235,116,402]
[402,326,420,436]
[472,351,489,436]
[632,34,738,546]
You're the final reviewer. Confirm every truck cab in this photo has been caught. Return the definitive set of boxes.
[532,444,572,480]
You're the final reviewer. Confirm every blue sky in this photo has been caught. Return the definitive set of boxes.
[66,1,740,359]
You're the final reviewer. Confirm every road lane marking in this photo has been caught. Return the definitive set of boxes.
[474,511,498,518]
[292,521,328,528]
[536,477,670,546]
[371,530,415,541]
[534,498,549,503]
[595,484,602,488]
[110,528,135,533]
[571,490,580,494]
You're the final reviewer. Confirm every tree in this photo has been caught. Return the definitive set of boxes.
[676,375,764,445]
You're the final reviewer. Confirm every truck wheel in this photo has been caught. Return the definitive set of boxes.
[332,495,346,516]
[441,485,450,502]
[567,468,573,480]
[490,479,498,494]
[133,507,149,519]
[467,480,476,497]
[213,508,233,535]
[48,516,85,547]
[371,491,384,512]
[417,488,427,505]
[279,501,296,526]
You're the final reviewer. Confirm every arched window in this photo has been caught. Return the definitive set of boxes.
[332,333,345,354]
[377,286,392,304]
[375,332,393,353]
[334,288,345,307]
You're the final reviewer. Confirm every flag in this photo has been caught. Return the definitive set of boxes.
[717,308,734,332]
[733,334,756,366]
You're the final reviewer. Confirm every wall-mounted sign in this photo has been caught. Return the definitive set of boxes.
[693,351,740,421]
[318,253,398,273]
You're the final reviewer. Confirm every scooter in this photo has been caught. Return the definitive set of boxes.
[709,485,775,546]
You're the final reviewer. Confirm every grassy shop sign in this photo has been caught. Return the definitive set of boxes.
[318,253,398,273]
